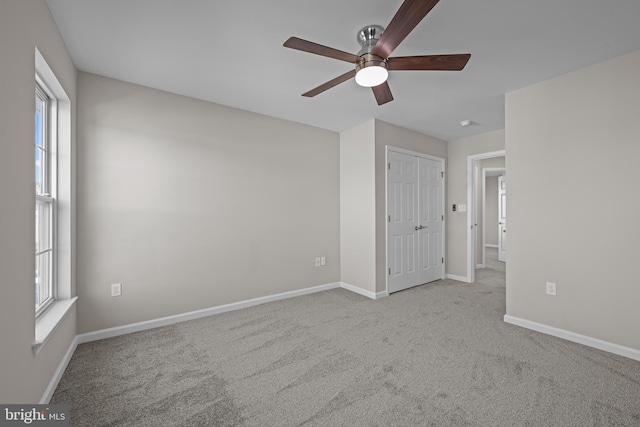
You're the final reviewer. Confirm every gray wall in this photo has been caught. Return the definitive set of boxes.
[340,121,377,293]
[76,73,340,333]
[446,130,505,279]
[506,49,640,351]
[0,0,77,402]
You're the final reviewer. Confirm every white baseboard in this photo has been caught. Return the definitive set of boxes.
[339,282,387,299]
[77,282,341,344]
[485,244,498,248]
[40,335,79,404]
[376,290,389,299]
[503,315,640,362]
[446,274,471,283]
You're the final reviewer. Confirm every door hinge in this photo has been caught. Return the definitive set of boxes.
[441,171,444,178]
[389,267,391,275]
[388,162,391,170]
[388,215,391,222]
[442,257,445,264]
[441,214,444,221]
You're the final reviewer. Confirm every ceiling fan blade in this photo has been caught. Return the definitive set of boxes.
[372,82,394,105]
[371,0,440,59]
[302,69,357,97]
[387,54,471,71]
[284,37,361,64]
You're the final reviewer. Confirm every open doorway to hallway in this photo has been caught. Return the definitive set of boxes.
[466,151,505,283]
[477,166,505,269]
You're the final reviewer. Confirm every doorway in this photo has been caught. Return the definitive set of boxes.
[478,167,505,268]
[387,147,445,293]
[466,150,505,283]
[498,175,506,263]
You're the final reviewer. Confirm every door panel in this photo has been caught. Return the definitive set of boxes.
[420,231,430,271]
[406,233,417,274]
[388,152,419,292]
[419,157,444,284]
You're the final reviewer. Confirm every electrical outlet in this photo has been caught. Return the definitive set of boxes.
[321,257,326,266]
[111,283,122,297]
[315,257,321,267]
[546,282,556,296]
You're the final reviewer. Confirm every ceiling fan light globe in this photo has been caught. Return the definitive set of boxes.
[355,65,389,87]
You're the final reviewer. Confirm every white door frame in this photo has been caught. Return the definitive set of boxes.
[498,175,507,262]
[386,146,445,293]
[466,150,505,283]
[481,167,505,268]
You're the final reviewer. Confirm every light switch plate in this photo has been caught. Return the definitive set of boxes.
[458,204,467,212]
[111,283,122,297]
[546,282,556,296]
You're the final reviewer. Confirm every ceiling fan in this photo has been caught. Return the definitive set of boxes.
[283,0,470,106]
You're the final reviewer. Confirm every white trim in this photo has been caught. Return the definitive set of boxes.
[446,274,472,283]
[467,150,505,284]
[33,297,77,355]
[78,283,341,344]
[376,290,389,299]
[485,244,498,248]
[340,282,388,299]
[480,167,485,267]
[387,146,445,163]
[504,315,640,362]
[40,335,78,404]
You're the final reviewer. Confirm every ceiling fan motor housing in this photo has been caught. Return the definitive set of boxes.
[357,25,385,56]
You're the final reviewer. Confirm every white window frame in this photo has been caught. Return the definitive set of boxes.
[35,80,58,317]
[33,48,77,356]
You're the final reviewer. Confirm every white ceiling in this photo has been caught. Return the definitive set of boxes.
[46,0,640,141]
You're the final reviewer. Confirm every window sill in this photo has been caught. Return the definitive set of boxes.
[33,297,77,355]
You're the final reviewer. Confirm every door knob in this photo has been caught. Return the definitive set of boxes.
[414,225,428,230]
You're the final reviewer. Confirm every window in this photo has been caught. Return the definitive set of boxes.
[35,82,56,316]
[33,48,75,354]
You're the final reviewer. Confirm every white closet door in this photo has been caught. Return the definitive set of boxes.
[419,157,444,284]
[388,151,444,293]
[388,151,419,293]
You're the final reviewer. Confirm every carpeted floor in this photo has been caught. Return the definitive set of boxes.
[51,263,640,426]
[484,247,505,273]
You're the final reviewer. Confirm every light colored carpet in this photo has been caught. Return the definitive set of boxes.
[484,246,505,273]
[51,269,640,426]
